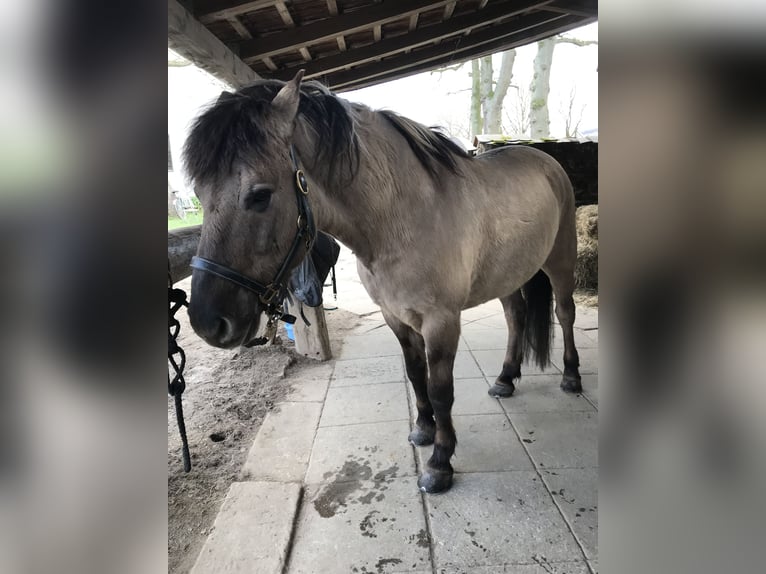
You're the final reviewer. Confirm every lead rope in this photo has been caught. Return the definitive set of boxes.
[168,269,192,472]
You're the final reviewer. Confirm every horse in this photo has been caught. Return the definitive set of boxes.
[184,72,582,494]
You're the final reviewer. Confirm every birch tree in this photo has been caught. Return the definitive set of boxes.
[469,49,517,137]
[529,36,597,138]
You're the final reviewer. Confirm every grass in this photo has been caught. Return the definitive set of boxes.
[168,211,204,230]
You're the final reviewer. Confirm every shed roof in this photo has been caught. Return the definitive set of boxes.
[171,0,597,91]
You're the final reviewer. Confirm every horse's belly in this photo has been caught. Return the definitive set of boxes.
[464,224,558,307]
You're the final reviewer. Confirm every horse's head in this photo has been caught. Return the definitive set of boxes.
[185,72,311,348]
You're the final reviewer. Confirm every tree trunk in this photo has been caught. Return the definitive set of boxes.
[470,59,482,137]
[479,55,493,131]
[484,49,515,134]
[529,38,555,139]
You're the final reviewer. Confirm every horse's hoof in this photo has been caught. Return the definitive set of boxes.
[417,470,453,494]
[560,376,582,394]
[408,426,435,446]
[488,381,515,398]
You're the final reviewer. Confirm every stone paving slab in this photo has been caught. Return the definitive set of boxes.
[472,349,562,378]
[406,377,503,421]
[471,314,509,329]
[541,468,598,560]
[438,560,592,574]
[461,327,508,350]
[452,377,504,416]
[241,402,322,482]
[498,374,596,414]
[286,476,431,574]
[191,481,301,574]
[320,382,409,427]
[580,374,598,408]
[453,350,484,379]
[414,414,534,473]
[284,363,333,403]
[331,355,405,387]
[305,420,416,484]
[510,411,598,469]
[574,308,598,330]
[552,328,600,349]
[425,470,584,569]
[461,302,503,324]
[338,330,403,360]
[551,347,598,376]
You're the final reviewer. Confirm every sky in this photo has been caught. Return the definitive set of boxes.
[168,22,598,195]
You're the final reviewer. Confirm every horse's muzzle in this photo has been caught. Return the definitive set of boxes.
[188,298,261,349]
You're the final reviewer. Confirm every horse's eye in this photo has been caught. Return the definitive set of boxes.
[244,185,273,212]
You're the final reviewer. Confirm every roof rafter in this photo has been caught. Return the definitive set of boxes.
[272,0,554,81]
[331,14,593,91]
[240,0,455,62]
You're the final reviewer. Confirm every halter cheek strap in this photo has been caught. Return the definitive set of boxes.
[190,144,316,324]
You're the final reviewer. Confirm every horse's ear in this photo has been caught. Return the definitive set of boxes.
[271,70,305,121]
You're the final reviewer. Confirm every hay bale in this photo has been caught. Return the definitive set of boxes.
[574,205,598,291]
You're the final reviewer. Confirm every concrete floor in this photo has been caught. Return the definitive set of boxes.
[191,246,598,574]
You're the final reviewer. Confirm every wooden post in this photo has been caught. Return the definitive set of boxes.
[293,305,332,361]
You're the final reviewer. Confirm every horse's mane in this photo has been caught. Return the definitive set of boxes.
[183,79,358,185]
[183,78,469,187]
[377,110,471,179]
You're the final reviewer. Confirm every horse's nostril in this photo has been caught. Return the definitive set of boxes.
[216,316,234,342]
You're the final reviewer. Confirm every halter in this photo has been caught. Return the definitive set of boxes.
[190,145,316,329]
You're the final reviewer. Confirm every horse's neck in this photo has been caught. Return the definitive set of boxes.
[296,119,410,265]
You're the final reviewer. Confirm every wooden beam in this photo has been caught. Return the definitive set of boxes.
[540,0,598,18]
[271,1,312,61]
[274,1,295,26]
[333,15,594,91]
[273,1,553,81]
[240,0,454,62]
[262,56,278,70]
[227,16,252,39]
[168,0,259,88]
[168,225,201,284]
[326,0,346,51]
[197,0,278,23]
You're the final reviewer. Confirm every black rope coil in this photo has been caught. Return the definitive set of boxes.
[168,284,191,472]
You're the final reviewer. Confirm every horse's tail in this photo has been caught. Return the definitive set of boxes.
[522,270,553,369]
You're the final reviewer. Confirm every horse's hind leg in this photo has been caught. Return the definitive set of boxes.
[488,291,526,398]
[544,258,582,393]
[382,311,435,446]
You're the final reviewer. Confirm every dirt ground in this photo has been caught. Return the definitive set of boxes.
[168,282,360,574]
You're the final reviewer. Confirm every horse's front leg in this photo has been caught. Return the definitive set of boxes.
[381,310,435,446]
[418,313,461,494]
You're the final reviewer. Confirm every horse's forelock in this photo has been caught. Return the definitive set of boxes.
[183,80,358,188]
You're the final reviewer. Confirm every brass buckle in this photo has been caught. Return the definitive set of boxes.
[295,170,309,195]
[260,285,279,305]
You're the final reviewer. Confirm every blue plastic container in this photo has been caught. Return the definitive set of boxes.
[284,322,295,341]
